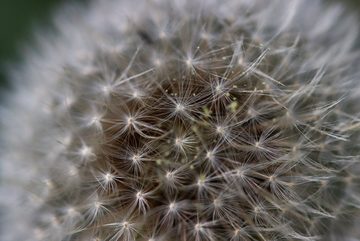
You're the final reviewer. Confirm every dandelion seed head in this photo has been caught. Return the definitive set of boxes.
[1,0,360,241]
[101,85,112,96]
[206,150,215,161]
[79,145,92,157]
[103,173,113,183]
[213,198,222,207]
[215,125,225,135]
[175,103,185,112]
[194,223,203,232]
[186,57,193,68]
[168,202,176,211]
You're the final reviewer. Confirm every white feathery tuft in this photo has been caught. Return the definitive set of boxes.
[1,0,360,240]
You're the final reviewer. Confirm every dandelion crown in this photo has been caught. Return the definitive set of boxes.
[1,0,360,241]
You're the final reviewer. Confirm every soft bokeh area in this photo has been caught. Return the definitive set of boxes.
[0,0,59,87]
[0,0,358,88]
[0,0,89,88]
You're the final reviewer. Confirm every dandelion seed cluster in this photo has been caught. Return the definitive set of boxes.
[1,0,360,241]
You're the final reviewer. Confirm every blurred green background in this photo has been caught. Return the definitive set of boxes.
[0,0,61,88]
[0,0,89,89]
[0,0,359,89]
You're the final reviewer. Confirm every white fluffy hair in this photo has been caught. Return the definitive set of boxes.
[1,0,360,241]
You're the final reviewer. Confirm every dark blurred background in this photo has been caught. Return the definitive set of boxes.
[0,0,89,89]
[0,0,60,88]
[0,0,359,89]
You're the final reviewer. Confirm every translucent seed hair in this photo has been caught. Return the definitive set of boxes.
[1,0,360,241]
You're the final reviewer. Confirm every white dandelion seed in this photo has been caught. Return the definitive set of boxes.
[1,0,360,241]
